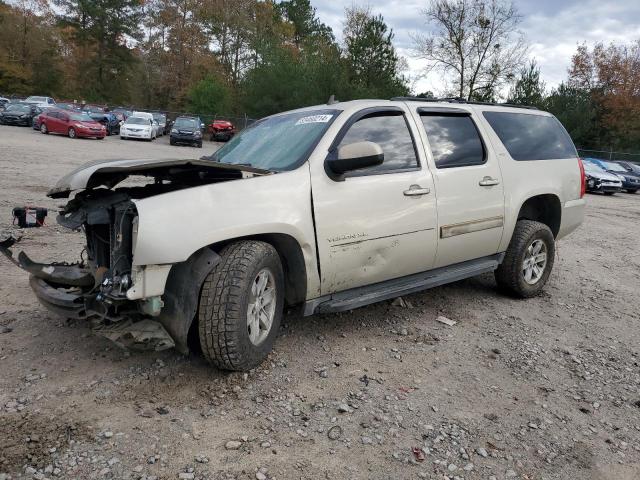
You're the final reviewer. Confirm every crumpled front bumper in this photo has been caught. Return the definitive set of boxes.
[0,236,175,351]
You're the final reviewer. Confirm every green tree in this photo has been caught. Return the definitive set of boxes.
[343,6,408,98]
[54,0,144,102]
[277,0,334,47]
[187,76,231,117]
[508,60,545,107]
[545,83,599,149]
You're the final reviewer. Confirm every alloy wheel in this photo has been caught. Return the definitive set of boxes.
[247,268,277,346]
[522,239,548,285]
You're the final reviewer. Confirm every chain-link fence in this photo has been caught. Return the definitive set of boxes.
[577,148,640,164]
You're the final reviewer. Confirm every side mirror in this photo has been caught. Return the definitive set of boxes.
[327,141,384,176]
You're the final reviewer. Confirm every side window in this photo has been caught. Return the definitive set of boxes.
[420,114,485,169]
[60,114,69,122]
[482,111,577,161]
[48,112,58,119]
[338,112,418,174]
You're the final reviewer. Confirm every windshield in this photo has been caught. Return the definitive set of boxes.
[69,112,94,122]
[125,117,149,125]
[153,113,166,122]
[604,161,626,172]
[584,162,606,173]
[174,118,199,129]
[26,96,46,102]
[210,110,339,171]
[6,104,30,112]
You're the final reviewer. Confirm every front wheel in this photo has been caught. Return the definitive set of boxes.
[604,192,615,196]
[68,127,76,139]
[626,189,637,194]
[198,241,284,371]
[40,123,48,134]
[495,220,555,298]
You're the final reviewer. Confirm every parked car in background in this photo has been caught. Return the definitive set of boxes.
[582,160,623,194]
[32,106,56,130]
[56,102,81,112]
[152,112,168,135]
[0,103,40,126]
[616,161,640,176]
[585,158,640,193]
[120,116,156,141]
[24,96,56,108]
[170,116,203,147]
[39,110,106,139]
[83,105,120,136]
[208,119,235,141]
[112,107,133,123]
[0,97,9,111]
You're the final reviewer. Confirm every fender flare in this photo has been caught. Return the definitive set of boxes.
[156,247,220,354]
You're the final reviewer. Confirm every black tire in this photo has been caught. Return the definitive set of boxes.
[626,189,637,194]
[604,191,615,196]
[198,241,284,371]
[170,139,175,145]
[68,127,76,139]
[495,220,555,298]
[197,142,202,148]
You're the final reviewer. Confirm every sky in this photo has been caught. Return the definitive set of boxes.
[312,0,640,96]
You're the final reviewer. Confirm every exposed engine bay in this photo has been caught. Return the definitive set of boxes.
[0,159,268,352]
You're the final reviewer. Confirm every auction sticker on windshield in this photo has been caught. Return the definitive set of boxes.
[296,114,333,125]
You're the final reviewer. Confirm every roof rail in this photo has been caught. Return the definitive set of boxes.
[390,96,539,110]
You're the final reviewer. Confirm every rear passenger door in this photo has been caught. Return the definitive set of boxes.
[47,112,61,133]
[412,107,505,267]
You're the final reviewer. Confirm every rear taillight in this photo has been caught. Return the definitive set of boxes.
[578,158,586,198]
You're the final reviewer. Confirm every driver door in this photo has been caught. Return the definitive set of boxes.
[311,107,438,295]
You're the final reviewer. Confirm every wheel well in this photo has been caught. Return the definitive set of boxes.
[517,194,561,237]
[211,234,307,306]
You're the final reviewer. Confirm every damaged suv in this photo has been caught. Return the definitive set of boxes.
[1,99,586,371]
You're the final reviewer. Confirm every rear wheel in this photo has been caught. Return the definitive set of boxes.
[604,191,615,196]
[495,220,555,298]
[40,123,48,134]
[198,241,284,371]
[68,127,76,139]
[626,189,637,194]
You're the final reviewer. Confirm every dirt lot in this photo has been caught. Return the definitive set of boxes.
[1,125,639,480]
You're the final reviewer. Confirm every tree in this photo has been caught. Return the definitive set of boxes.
[545,83,599,149]
[187,75,231,117]
[54,0,144,101]
[508,60,545,107]
[277,0,334,48]
[568,41,640,151]
[343,6,408,98]
[413,0,527,100]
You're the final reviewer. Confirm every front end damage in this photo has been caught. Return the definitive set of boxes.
[1,159,268,352]
[1,192,175,351]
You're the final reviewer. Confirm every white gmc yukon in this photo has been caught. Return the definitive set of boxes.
[1,98,586,371]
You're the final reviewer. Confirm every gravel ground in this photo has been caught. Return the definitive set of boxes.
[1,125,639,480]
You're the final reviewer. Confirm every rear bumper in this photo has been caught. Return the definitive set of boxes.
[557,198,585,240]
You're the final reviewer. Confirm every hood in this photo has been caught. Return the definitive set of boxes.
[48,158,271,198]
[586,169,622,182]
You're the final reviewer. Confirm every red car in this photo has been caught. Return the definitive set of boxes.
[208,119,235,141]
[39,110,106,139]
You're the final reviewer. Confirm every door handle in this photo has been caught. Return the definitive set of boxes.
[479,176,500,187]
[403,185,431,196]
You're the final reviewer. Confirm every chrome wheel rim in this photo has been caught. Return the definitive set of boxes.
[523,239,548,285]
[69,128,75,138]
[247,268,276,346]
[40,124,46,133]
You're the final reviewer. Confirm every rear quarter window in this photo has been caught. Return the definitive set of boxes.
[482,111,577,161]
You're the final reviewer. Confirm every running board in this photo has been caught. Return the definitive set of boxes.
[304,253,504,315]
